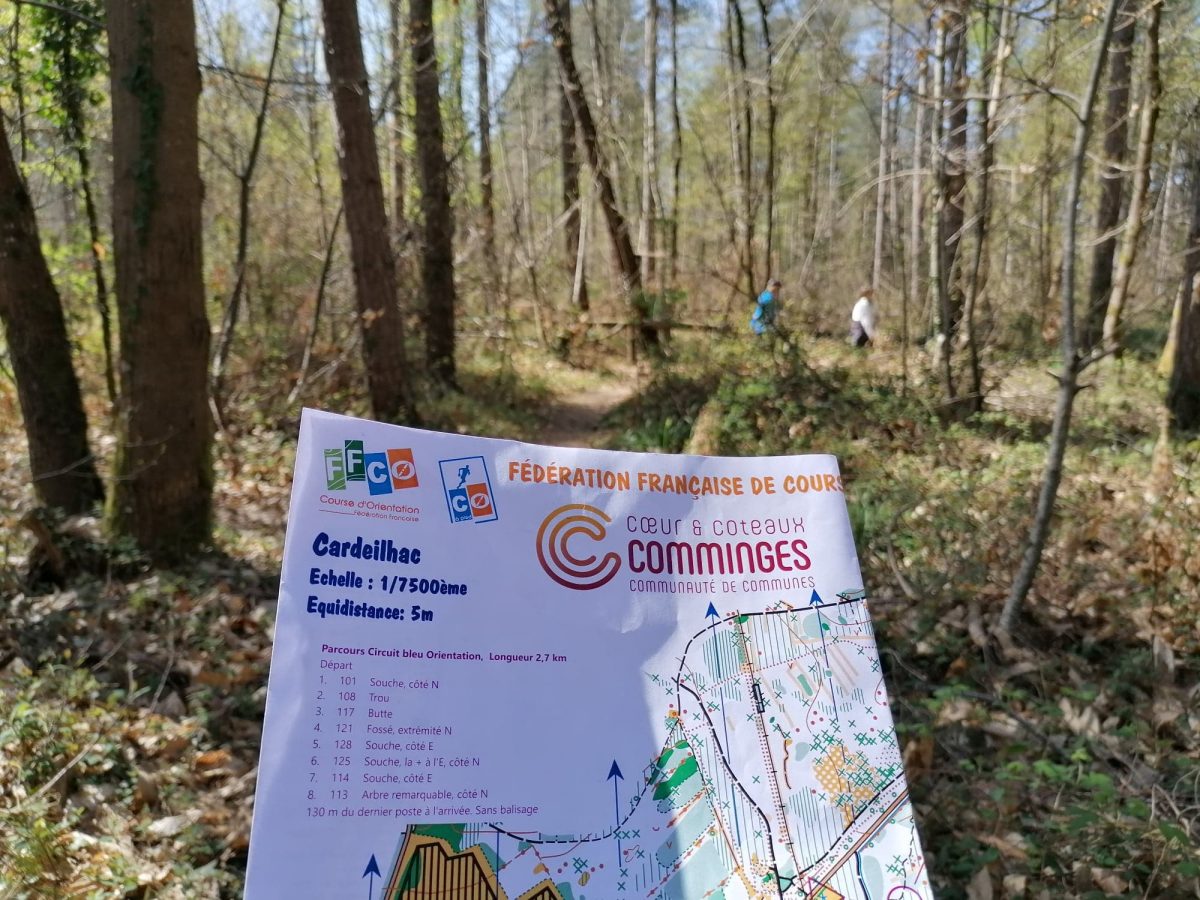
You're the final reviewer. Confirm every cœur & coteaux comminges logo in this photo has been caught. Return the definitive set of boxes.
[536,504,621,590]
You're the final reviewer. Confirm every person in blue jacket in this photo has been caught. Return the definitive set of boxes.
[750,279,782,335]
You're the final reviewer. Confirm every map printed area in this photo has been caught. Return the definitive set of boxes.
[380,591,927,900]
[243,411,931,900]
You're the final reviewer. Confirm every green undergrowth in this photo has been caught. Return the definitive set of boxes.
[610,335,1200,897]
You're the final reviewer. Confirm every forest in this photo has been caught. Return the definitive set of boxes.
[0,0,1198,894]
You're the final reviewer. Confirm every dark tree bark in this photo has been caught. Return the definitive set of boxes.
[544,0,656,348]
[0,116,102,513]
[1103,0,1161,351]
[639,0,659,290]
[559,0,588,311]
[1082,0,1136,350]
[941,0,968,338]
[668,0,682,286]
[755,0,776,278]
[410,0,458,387]
[104,0,212,561]
[1167,143,1200,431]
[389,0,406,230]
[871,0,893,293]
[320,0,417,420]
[907,25,929,393]
[725,0,755,303]
[962,0,1014,412]
[931,14,955,397]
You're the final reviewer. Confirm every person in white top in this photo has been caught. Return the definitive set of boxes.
[850,288,877,348]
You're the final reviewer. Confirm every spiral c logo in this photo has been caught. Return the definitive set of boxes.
[536,504,622,590]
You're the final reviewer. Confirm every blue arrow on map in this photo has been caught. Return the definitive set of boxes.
[809,589,823,606]
[362,853,381,900]
[706,603,724,680]
[608,760,624,866]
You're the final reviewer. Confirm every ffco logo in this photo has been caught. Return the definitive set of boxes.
[324,440,419,496]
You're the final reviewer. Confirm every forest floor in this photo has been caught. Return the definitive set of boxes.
[530,361,638,447]
[1,335,1198,899]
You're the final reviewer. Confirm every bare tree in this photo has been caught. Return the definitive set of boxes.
[907,26,929,392]
[871,0,894,294]
[544,0,657,349]
[725,0,755,302]
[1166,136,1200,431]
[1102,0,1161,353]
[755,0,777,278]
[1001,0,1124,631]
[389,0,406,230]
[559,0,588,311]
[411,0,459,387]
[930,12,955,397]
[962,0,1014,411]
[639,0,659,290]
[1082,0,1136,350]
[210,0,287,427]
[476,0,498,305]
[320,0,417,421]
[0,112,103,513]
[942,0,968,341]
[668,0,682,286]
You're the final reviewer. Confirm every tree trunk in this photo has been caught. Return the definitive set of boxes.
[871,0,893,293]
[559,0,588,311]
[389,0,407,230]
[931,14,955,397]
[544,0,654,347]
[572,192,591,310]
[1082,0,1136,350]
[211,0,286,428]
[907,25,928,392]
[1001,0,1123,631]
[75,147,116,408]
[755,0,776,279]
[639,0,659,291]
[962,0,1013,411]
[476,0,498,307]
[725,0,755,303]
[104,0,212,561]
[1102,0,1161,353]
[0,114,103,513]
[8,4,28,163]
[42,7,117,410]
[942,0,968,339]
[1166,141,1200,431]
[669,0,682,286]
[1153,141,1178,294]
[410,0,459,387]
[321,0,417,419]
[289,206,344,407]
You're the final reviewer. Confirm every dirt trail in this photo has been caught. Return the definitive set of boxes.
[535,367,638,448]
